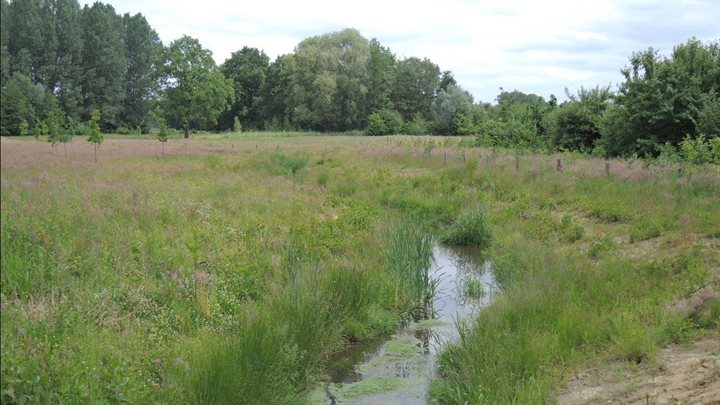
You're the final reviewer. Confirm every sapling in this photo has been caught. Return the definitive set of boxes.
[157,117,169,158]
[87,109,103,162]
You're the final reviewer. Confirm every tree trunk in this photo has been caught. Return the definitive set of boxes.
[63,143,67,158]
[184,124,190,139]
[162,142,165,158]
[94,144,97,162]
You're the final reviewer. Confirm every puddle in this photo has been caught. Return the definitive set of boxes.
[314,243,497,404]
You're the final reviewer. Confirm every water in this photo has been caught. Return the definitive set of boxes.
[316,243,497,404]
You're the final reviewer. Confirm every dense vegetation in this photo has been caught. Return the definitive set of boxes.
[1,136,718,404]
[1,0,718,157]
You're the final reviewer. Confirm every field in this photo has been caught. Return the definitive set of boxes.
[1,135,719,404]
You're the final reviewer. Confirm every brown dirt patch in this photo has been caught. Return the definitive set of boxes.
[558,333,720,404]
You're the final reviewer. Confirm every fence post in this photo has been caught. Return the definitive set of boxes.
[444,151,447,165]
[556,158,563,173]
[515,156,520,171]
[605,161,610,177]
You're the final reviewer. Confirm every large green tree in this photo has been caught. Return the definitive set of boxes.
[391,57,440,120]
[288,28,370,131]
[7,0,57,85]
[80,2,127,130]
[599,38,720,156]
[121,12,161,130]
[256,54,293,129]
[0,0,10,87]
[219,47,269,130]
[51,0,84,121]
[159,35,233,138]
[365,39,396,115]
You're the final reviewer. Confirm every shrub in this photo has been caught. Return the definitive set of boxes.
[379,109,404,134]
[404,113,429,135]
[365,112,387,136]
[441,211,493,248]
[680,134,713,164]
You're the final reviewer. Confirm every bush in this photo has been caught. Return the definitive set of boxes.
[116,126,132,135]
[441,211,493,248]
[404,113,429,135]
[680,134,714,164]
[379,109,404,135]
[365,112,387,136]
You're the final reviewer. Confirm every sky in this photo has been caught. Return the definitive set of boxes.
[83,0,720,103]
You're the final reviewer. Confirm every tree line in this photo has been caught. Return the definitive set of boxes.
[1,0,718,158]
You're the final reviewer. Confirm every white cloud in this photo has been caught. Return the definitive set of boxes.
[84,0,720,102]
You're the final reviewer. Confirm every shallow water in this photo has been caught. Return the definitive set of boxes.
[315,243,497,404]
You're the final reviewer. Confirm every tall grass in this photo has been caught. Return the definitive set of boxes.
[383,222,437,320]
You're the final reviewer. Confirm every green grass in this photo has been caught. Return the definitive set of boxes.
[1,136,718,404]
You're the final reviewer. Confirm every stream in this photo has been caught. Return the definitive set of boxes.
[312,243,498,404]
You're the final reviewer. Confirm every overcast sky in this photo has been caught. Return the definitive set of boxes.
[84,0,719,103]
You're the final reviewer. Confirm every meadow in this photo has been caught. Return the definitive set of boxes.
[1,135,718,404]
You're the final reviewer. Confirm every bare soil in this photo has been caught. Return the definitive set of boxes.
[558,333,720,404]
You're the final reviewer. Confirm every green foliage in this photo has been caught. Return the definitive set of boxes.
[121,13,162,130]
[269,152,309,176]
[431,84,474,135]
[87,109,103,160]
[160,35,234,137]
[441,211,493,247]
[599,39,720,157]
[365,112,387,136]
[81,2,127,130]
[156,116,169,143]
[232,116,242,133]
[218,47,269,131]
[383,222,436,320]
[680,134,715,164]
[0,73,40,135]
[288,29,371,131]
[391,57,440,120]
[404,113,429,135]
[545,86,611,152]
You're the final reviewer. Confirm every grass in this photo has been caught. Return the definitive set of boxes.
[1,135,718,404]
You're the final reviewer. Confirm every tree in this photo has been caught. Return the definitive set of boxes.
[219,47,269,130]
[0,0,10,87]
[45,107,65,150]
[7,0,58,85]
[159,35,234,138]
[545,86,612,152]
[87,108,103,161]
[0,73,37,135]
[366,39,396,115]
[51,0,84,122]
[121,12,162,130]
[391,57,440,120]
[599,39,720,156]
[156,115,169,157]
[288,28,371,131]
[80,2,127,129]
[257,54,292,129]
[430,84,474,135]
